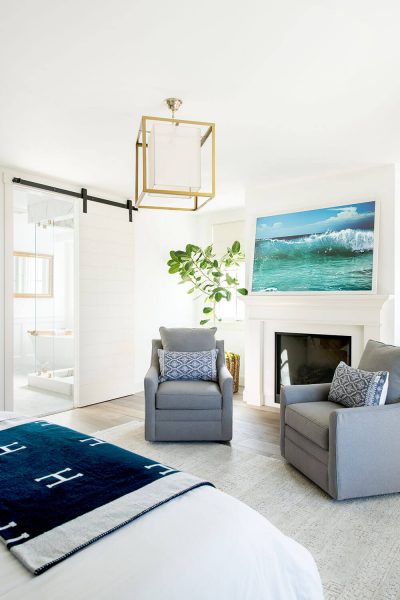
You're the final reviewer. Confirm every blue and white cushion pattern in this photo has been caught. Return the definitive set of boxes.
[0,416,212,575]
[328,361,389,407]
[158,349,218,382]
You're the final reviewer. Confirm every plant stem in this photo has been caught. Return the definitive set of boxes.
[191,252,219,287]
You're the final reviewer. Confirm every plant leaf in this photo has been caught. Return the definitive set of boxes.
[232,241,240,253]
[168,265,180,274]
[203,307,213,314]
[237,288,248,295]
[200,319,210,326]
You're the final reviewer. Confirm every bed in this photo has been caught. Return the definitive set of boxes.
[0,412,323,599]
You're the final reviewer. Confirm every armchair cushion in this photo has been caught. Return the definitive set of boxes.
[156,380,222,410]
[358,339,400,404]
[285,401,340,450]
[159,327,217,351]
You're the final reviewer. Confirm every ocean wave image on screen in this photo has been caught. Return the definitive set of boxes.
[251,202,375,292]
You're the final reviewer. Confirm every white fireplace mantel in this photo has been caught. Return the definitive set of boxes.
[243,294,392,408]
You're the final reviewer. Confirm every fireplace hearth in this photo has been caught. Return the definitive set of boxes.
[275,332,351,403]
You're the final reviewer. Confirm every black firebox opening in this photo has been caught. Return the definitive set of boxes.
[275,332,351,403]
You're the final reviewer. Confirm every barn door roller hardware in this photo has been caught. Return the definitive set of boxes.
[12,178,138,222]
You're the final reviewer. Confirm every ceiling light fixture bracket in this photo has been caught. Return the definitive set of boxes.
[165,97,183,119]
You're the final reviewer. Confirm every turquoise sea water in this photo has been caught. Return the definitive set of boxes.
[251,228,374,292]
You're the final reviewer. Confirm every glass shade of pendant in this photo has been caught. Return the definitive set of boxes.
[148,122,201,193]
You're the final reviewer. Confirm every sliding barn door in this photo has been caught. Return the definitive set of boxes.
[78,201,134,406]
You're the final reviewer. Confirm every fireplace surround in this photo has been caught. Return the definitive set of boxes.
[243,294,391,407]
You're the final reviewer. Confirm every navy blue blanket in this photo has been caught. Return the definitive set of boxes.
[0,418,212,575]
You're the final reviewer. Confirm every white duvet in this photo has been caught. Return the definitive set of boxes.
[0,414,323,600]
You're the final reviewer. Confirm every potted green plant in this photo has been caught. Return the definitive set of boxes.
[167,241,248,325]
[167,241,248,393]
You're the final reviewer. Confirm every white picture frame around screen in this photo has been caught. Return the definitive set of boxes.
[248,199,379,295]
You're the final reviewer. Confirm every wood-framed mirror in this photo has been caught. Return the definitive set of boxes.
[13,252,54,298]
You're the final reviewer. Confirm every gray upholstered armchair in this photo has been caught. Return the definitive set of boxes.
[144,328,233,442]
[281,340,400,500]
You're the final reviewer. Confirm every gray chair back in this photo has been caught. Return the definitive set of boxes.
[358,340,400,404]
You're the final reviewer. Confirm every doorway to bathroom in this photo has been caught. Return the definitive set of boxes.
[12,186,76,416]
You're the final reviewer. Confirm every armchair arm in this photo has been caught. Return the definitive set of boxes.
[144,365,159,441]
[144,365,159,398]
[280,383,331,457]
[219,364,233,441]
[281,383,331,406]
[329,403,400,499]
[219,364,233,402]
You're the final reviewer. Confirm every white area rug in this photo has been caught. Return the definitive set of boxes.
[96,420,400,600]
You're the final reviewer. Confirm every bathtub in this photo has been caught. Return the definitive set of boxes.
[28,329,74,371]
[28,368,74,396]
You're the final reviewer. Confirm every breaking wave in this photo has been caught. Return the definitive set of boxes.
[256,229,374,259]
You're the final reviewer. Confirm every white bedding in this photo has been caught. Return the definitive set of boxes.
[0,414,323,599]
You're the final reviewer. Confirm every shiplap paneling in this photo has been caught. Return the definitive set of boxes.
[78,202,134,406]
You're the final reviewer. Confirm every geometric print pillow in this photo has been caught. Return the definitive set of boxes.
[328,361,389,408]
[158,349,219,383]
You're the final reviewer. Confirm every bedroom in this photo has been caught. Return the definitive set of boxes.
[1,1,400,599]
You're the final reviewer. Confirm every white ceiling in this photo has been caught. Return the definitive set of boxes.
[1,0,400,210]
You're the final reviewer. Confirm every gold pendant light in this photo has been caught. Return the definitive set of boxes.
[135,98,215,211]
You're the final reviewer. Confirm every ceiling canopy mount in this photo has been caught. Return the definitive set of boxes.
[165,97,183,119]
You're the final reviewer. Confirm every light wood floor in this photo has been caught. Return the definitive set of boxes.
[47,390,281,459]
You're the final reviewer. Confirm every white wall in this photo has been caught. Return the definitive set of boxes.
[132,210,197,389]
[245,165,400,344]
[0,173,4,409]
[132,207,250,390]
[195,208,246,383]
[132,207,249,389]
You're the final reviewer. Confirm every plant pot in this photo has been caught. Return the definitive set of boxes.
[225,352,240,393]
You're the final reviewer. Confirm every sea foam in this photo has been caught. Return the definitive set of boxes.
[257,229,374,258]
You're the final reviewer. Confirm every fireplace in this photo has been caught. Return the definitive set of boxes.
[275,332,351,403]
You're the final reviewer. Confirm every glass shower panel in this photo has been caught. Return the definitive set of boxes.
[13,187,75,416]
[31,209,75,399]
[33,219,55,377]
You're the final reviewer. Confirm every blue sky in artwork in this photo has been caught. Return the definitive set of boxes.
[255,201,375,239]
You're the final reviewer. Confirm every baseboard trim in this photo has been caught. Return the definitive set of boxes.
[132,382,144,394]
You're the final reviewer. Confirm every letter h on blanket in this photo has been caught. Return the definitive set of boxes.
[34,468,84,489]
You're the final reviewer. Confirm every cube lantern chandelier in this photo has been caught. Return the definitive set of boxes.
[135,98,215,211]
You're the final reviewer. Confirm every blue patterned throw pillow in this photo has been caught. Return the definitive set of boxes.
[158,349,219,383]
[328,361,389,407]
